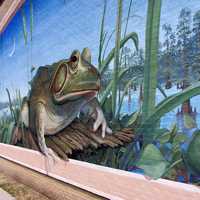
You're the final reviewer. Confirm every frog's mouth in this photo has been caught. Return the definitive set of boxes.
[54,89,98,103]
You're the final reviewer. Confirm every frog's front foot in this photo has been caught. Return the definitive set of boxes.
[44,148,60,164]
[93,107,112,138]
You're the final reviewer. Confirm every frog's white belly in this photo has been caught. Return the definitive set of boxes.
[43,107,78,135]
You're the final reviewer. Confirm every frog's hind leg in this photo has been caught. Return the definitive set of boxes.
[11,97,29,144]
[21,97,29,127]
[35,102,60,173]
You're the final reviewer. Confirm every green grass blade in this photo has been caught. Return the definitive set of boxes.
[142,0,162,121]
[157,84,167,98]
[98,0,107,69]
[21,7,28,45]
[5,122,15,144]
[119,0,133,64]
[112,0,123,117]
[30,0,34,41]
[6,88,16,123]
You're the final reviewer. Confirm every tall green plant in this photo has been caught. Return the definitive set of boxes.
[98,0,107,70]
[112,0,123,117]
[97,0,139,121]
[142,0,162,121]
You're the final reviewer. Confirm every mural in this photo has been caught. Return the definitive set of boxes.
[0,0,200,184]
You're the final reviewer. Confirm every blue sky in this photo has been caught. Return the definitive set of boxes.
[0,0,200,102]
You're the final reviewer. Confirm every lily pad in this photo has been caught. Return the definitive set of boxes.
[183,114,197,129]
[173,134,187,146]
[185,131,200,174]
[157,131,171,144]
[136,144,169,179]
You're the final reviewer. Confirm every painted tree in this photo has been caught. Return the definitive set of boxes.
[192,10,200,80]
[176,8,192,113]
[162,24,176,89]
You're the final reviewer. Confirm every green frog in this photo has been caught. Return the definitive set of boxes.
[21,48,112,160]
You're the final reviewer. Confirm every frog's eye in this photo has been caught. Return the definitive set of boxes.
[51,63,67,93]
[69,55,79,74]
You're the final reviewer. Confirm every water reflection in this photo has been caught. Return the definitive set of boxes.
[121,85,200,135]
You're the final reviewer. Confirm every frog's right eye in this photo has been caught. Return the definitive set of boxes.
[51,63,67,93]
[69,54,79,74]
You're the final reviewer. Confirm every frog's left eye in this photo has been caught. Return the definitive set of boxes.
[69,55,79,74]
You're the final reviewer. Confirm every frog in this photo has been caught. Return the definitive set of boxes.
[20,48,112,160]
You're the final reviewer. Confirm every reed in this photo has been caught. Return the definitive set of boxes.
[0,89,23,144]
[141,0,162,122]
[112,0,123,117]
[98,0,107,70]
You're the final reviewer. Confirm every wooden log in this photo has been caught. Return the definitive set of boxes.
[67,129,87,147]
[62,134,84,151]
[73,129,98,148]
[71,128,92,143]
[67,127,89,148]
[102,140,119,148]
[46,138,68,160]
[69,125,99,149]
[115,135,132,143]
[57,134,78,150]
[122,128,134,134]
[71,122,105,146]
[71,121,94,137]
[50,137,72,155]
[115,132,133,142]
[13,119,136,159]
[104,135,123,145]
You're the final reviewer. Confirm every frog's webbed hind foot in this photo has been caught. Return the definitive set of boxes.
[43,148,61,174]
[45,148,60,163]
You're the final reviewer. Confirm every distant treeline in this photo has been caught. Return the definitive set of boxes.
[0,102,9,110]
[102,8,200,90]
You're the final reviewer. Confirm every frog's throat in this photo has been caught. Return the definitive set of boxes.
[53,90,97,103]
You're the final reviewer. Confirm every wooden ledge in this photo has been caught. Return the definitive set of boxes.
[0,143,199,200]
[0,0,25,33]
[0,188,15,200]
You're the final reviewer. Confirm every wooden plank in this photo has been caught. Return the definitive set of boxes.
[0,188,15,200]
[0,173,49,200]
[0,0,25,33]
[0,143,199,200]
[0,157,107,200]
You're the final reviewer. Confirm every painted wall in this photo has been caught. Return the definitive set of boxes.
[0,0,200,131]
